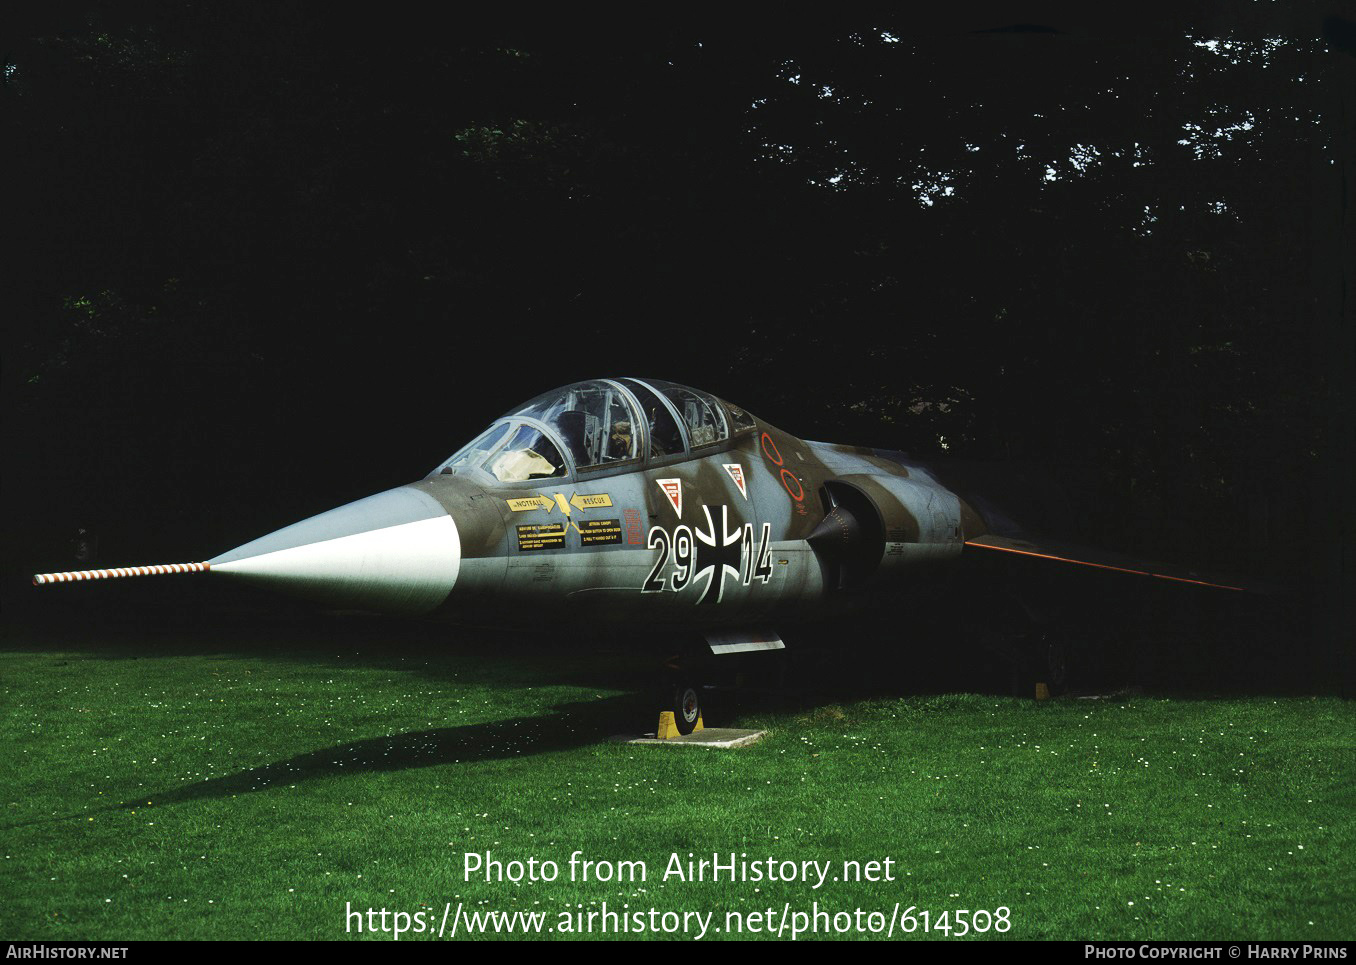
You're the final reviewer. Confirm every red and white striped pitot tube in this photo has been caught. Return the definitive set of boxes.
[32,562,211,585]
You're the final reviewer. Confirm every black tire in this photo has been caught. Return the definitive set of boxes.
[1013,628,1073,697]
[1041,630,1073,696]
[671,681,702,735]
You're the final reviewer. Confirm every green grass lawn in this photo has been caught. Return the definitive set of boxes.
[1,615,1351,941]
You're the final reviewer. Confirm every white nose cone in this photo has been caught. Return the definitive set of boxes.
[209,487,460,614]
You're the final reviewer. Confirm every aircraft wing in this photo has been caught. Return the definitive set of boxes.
[963,533,1275,595]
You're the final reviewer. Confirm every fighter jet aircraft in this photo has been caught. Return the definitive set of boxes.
[33,377,1255,732]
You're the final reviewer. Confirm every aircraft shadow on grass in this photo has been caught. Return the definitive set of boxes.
[2,693,647,831]
[125,638,955,812]
[130,693,649,810]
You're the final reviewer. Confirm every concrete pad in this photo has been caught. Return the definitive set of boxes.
[613,728,766,749]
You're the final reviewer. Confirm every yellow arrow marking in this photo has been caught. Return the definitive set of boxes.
[570,492,613,511]
[506,492,611,515]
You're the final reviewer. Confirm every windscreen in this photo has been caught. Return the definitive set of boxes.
[438,423,511,474]
[485,425,567,482]
[434,421,565,480]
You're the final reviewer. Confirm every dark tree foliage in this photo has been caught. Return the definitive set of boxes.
[2,6,1350,624]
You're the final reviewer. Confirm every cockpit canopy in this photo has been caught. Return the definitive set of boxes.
[433,378,759,483]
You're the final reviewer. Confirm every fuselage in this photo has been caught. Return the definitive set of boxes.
[206,379,987,626]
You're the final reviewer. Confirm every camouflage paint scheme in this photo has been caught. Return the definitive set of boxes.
[420,432,973,628]
[173,378,1251,642]
[205,379,984,631]
[34,373,1258,694]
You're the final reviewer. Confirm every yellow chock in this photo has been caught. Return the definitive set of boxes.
[1035,682,1050,701]
[655,712,705,739]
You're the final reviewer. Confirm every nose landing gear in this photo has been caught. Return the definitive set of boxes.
[663,679,704,736]
[657,654,705,738]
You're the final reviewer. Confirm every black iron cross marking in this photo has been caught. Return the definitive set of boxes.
[693,505,743,604]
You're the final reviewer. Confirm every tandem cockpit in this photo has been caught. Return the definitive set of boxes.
[432,378,759,483]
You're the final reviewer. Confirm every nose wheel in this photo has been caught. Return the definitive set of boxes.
[657,654,705,737]
[670,680,703,735]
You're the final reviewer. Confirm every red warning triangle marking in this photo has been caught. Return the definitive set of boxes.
[723,464,747,499]
[656,478,683,517]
